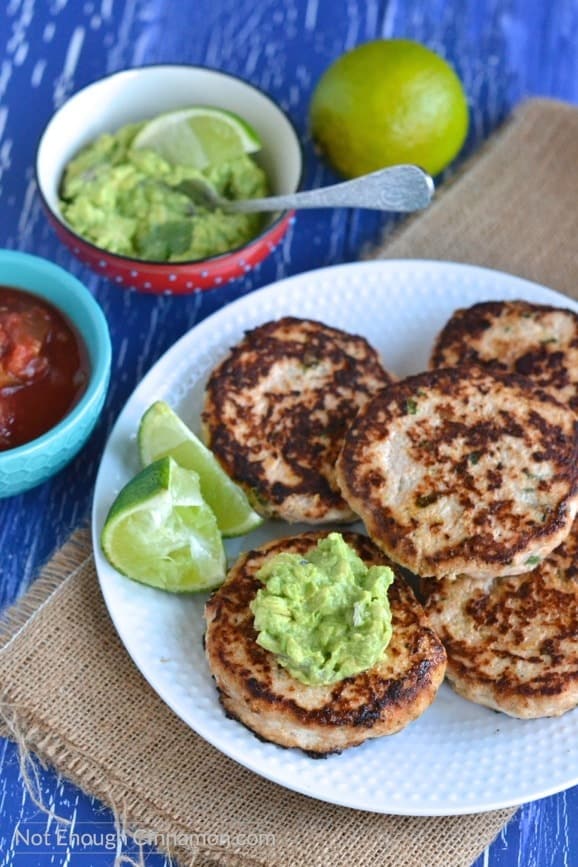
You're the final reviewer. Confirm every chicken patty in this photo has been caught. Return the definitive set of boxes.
[431,300,578,411]
[204,531,447,755]
[202,317,392,523]
[422,518,578,718]
[336,366,578,580]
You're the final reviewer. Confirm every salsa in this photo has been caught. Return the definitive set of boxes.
[0,286,89,450]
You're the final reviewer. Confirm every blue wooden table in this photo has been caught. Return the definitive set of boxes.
[1,1,578,864]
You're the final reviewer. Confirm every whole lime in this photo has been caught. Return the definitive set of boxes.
[310,39,469,178]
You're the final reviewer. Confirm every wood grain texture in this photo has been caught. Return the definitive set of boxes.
[1,1,578,864]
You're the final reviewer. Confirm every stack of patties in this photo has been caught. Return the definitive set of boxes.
[202,318,447,754]
[337,300,578,719]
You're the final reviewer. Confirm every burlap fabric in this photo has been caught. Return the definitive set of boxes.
[0,530,514,867]
[1,97,577,866]
[374,97,578,297]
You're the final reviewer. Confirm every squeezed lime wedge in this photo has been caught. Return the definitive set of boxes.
[138,400,263,538]
[101,456,226,592]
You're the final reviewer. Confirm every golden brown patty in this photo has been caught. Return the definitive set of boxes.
[336,365,578,580]
[423,518,578,718]
[431,300,578,411]
[202,317,392,523]
[204,531,447,755]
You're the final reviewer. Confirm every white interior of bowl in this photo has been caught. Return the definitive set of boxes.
[37,65,302,225]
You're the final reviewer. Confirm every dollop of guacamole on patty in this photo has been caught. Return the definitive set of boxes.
[59,121,269,262]
[251,533,395,686]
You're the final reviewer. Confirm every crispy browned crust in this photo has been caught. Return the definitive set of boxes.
[204,531,447,755]
[422,519,578,718]
[431,300,578,411]
[201,317,392,523]
[336,365,578,579]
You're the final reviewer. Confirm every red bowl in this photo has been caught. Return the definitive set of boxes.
[36,65,303,295]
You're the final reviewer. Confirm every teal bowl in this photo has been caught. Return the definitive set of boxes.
[0,250,111,497]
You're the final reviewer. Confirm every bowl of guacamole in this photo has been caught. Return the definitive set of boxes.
[35,65,303,294]
[59,119,270,263]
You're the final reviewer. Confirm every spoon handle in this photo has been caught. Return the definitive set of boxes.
[225,164,434,213]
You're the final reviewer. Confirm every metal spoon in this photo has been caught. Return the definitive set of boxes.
[177,164,434,214]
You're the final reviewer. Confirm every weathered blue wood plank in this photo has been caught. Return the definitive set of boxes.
[1,1,578,864]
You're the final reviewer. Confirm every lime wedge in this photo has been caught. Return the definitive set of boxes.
[138,401,263,538]
[101,456,226,592]
[132,106,262,170]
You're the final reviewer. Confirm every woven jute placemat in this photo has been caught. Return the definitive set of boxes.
[1,97,578,867]
[373,97,578,297]
[0,530,514,867]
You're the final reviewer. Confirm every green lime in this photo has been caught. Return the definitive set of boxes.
[132,106,262,170]
[310,39,469,178]
[101,456,226,592]
[138,401,263,538]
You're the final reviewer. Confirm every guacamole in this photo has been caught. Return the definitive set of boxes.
[59,121,269,262]
[251,533,394,686]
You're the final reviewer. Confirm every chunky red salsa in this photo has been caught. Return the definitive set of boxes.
[0,286,89,450]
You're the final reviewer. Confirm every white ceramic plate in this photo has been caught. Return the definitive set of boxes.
[92,260,578,816]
